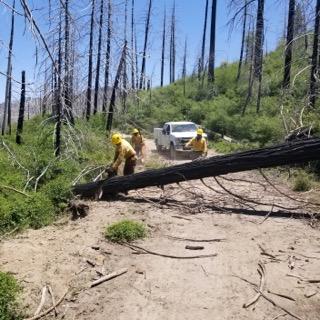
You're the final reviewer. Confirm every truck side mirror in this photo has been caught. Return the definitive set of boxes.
[162,129,166,135]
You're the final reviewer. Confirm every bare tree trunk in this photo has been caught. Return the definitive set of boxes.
[182,38,187,97]
[2,0,15,136]
[171,2,176,83]
[208,0,217,83]
[86,0,96,120]
[309,0,320,108]
[236,0,248,82]
[253,0,265,79]
[94,0,104,114]
[64,0,74,125]
[135,25,139,89]
[201,0,209,74]
[283,0,295,89]
[122,0,128,112]
[139,0,152,90]
[106,43,127,132]
[131,0,135,90]
[102,0,112,113]
[55,7,63,157]
[160,7,166,87]
[16,71,26,145]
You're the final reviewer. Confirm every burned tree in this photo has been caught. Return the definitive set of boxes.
[309,0,320,108]
[102,0,112,112]
[182,38,187,96]
[16,71,26,145]
[94,0,104,114]
[131,0,135,90]
[169,2,176,83]
[139,0,152,90]
[2,0,15,136]
[160,8,166,87]
[200,0,209,75]
[283,0,295,89]
[208,0,217,83]
[86,0,96,120]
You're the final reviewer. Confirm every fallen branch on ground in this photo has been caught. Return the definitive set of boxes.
[47,285,58,317]
[167,235,226,243]
[90,268,128,288]
[0,184,30,197]
[24,289,68,320]
[286,274,320,283]
[34,286,47,316]
[124,243,217,259]
[185,245,204,250]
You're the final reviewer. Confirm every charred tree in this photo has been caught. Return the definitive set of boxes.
[94,0,104,115]
[102,0,112,113]
[182,38,187,97]
[16,71,26,145]
[309,0,320,108]
[169,2,176,83]
[122,0,128,112]
[208,0,217,83]
[160,8,166,87]
[106,43,127,132]
[200,0,209,74]
[74,138,320,198]
[139,0,152,90]
[236,0,248,82]
[2,0,15,136]
[283,0,295,89]
[253,0,264,79]
[86,0,96,120]
[131,0,135,90]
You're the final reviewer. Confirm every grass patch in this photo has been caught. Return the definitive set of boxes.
[105,220,147,243]
[0,272,21,320]
[144,155,169,170]
[210,140,259,154]
[292,170,313,192]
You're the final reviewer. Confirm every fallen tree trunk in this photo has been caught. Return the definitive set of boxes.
[73,138,320,199]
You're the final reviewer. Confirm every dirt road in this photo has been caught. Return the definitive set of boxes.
[0,140,319,319]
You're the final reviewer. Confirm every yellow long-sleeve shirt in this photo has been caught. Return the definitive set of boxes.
[186,137,208,153]
[113,139,136,170]
[131,134,144,148]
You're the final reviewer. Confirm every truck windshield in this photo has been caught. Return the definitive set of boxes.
[171,124,197,133]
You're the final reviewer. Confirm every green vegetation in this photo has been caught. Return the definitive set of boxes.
[105,220,147,243]
[292,170,313,192]
[0,272,21,320]
[0,115,114,235]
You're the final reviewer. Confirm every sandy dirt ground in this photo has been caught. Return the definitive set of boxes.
[0,140,319,320]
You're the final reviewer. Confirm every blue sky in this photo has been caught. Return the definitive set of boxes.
[0,0,290,103]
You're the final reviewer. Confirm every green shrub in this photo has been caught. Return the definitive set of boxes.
[105,220,147,243]
[293,171,312,192]
[0,272,21,320]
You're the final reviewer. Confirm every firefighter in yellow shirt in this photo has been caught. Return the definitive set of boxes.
[111,133,137,175]
[131,128,145,157]
[185,128,208,157]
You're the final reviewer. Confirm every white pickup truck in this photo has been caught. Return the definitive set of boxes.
[154,121,207,159]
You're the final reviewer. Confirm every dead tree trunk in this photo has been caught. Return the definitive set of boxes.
[139,0,152,90]
[122,0,128,112]
[131,0,135,90]
[16,71,26,145]
[201,0,209,74]
[236,0,248,82]
[2,0,15,136]
[94,0,104,114]
[160,8,166,87]
[102,0,112,113]
[208,0,217,83]
[283,0,295,89]
[170,2,176,83]
[309,0,320,108]
[106,43,127,132]
[86,0,96,120]
[182,38,187,97]
[74,139,320,198]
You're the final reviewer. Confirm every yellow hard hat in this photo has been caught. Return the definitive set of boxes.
[111,133,122,145]
[132,128,139,134]
[197,128,204,135]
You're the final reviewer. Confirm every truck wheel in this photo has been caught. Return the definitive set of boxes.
[170,144,176,160]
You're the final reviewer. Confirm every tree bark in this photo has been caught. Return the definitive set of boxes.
[309,0,320,108]
[122,0,128,112]
[74,138,320,198]
[16,71,26,145]
[182,38,187,97]
[102,0,112,112]
[86,0,96,120]
[201,0,209,74]
[2,0,15,136]
[283,0,295,89]
[208,0,217,83]
[94,0,104,114]
[131,0,135,90]
[237,0,248,82]
[106,43,127,132]
[139,0,152,90]
[160,8,166,87]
